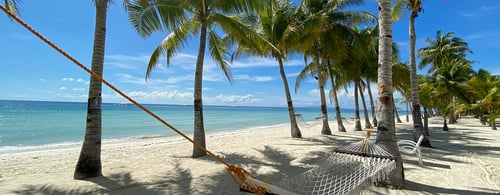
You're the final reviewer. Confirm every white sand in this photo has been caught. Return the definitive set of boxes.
[0,117,499,194]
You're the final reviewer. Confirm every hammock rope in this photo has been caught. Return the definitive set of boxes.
[1,5,397,194]
[0,5,268,194]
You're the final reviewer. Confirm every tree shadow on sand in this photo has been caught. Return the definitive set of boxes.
[366,180,498,195]
[12,162,193,195]
[189,135,360,194]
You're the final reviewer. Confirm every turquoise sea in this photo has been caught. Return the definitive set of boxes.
[0,100,356,154]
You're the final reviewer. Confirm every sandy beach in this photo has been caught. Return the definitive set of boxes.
[0,116,499,194]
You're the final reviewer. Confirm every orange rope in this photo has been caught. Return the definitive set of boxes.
[0,5,266,194]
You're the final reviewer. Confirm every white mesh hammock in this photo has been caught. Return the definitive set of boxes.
[245,138,396,195]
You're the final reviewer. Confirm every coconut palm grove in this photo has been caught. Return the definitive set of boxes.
[1,0,499,194]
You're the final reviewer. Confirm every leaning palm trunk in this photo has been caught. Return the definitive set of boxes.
[393,97,402,123]
[353,81,362,131]
[74,0,108,179]
[405,100,409,122]
[315,57,331,135]
[366,78,378,127]
[327,61,346,132]
[192,22,208,158]
[374,0,404,188]
[408,0,431,147]
[359,86,372,128]
[277,57,302,138]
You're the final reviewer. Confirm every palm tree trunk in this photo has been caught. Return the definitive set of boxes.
[490,107,497,130]
[277,57,302,138]
[354,81,362,131]
[74,0,108,179]
[405,100,409,122]
[192,19,208,158]
[327,60,346,132]
[443,117,449,131]
[359,86,372,128]
[423,107,429,136]
[409,9,431,147]
[366,78,378,127]
[375,0,404,188]
[448,112,457,124]
[315,57,331,135]
[449,96,457,124]
[393,97,402,123]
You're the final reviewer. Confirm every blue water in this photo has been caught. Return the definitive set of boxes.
[0,100,356,153]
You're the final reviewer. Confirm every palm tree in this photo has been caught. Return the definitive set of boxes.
[374,0,404,188]
[3,0,19,14]
[419,80,435,134]
[234,0,302,138]
[419,31,471,73]
[464,69,500,130]
[297,0,375,134]
[419,30,472,125]
[295,59,332,134]
[392,62,410,124]
[74,0,109,179]
[406,0,430,146]
[359,26,380,128]
[358,84,372,128]
[326,59,347,132]
[126,0,265,157]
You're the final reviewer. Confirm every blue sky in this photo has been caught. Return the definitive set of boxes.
[1,0,499,108]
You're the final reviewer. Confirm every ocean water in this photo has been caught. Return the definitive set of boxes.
[0,100,356,153]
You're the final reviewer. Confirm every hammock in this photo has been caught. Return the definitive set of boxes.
[241,132,396,195]
[295,113,322,128]
[0,6,396,195]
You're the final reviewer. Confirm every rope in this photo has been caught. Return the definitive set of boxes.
[0,5,263,194]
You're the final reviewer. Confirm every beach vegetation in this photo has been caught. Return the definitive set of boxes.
[295,0,376,133]
[125,0,266,157]
[418,30,472,124]
[417,76,435,134]
[229,0,303,138]
[456,69,500,130]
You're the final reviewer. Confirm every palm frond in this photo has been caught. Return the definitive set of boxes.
[126,0,187,37]
[145,18,197,79]
[208,29,233,84]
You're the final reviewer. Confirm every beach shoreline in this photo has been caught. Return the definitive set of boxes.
[0,116,499,194]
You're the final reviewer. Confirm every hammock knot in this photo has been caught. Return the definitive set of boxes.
[227,165,267,195]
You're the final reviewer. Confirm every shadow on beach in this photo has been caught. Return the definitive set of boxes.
[11,140,333,195]
[10,117,500,194]
[12,163,193,195]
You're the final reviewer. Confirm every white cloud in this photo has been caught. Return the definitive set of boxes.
[61,77,86,83]
[231,56,304,68]
[72,88,86,91]
[214,94,262,104]
[128,90,192,100]
[106,54,150,70]
[40,78,46,82]
[234,74,274,82]
[115,73,147,85]
[116,73,194,85]
[59,86,67,90]
[481,4,500,11]
[459,12,477,17]
[106,53,197,72]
